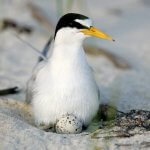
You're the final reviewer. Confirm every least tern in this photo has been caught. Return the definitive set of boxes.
[26,13,113,130]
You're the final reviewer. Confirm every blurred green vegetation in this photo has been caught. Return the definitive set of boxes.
[56,0,83,17]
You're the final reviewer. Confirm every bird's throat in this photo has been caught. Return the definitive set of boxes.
[51,42,85,62]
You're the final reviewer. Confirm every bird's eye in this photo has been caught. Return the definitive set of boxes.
[69,22,73,26]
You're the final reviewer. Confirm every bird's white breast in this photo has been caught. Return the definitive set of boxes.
[32,43,100,126]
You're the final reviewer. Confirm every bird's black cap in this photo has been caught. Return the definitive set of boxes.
[54,13,89,38]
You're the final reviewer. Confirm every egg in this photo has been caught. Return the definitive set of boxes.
[55,114,83,134]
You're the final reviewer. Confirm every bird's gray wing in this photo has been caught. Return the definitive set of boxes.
[26,37,54,104]
[26,61,45,104]
[38,36,53,62]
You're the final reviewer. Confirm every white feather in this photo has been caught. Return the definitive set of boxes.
[75,19,92,28]
[27,27,100,126]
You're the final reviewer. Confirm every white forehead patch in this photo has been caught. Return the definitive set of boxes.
[75,19,92,28]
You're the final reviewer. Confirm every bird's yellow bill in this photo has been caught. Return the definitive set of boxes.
[81,27,114,41]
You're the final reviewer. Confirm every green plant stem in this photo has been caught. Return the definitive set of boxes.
[66,0,73,11]
[56,0,63,17]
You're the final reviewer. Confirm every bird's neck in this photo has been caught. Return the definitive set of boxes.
[49,40,86,63]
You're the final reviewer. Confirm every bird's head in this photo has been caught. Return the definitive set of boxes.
[54,13,114,45]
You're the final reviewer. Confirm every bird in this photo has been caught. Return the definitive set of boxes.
[26,13,114,131]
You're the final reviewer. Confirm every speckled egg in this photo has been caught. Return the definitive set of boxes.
[55,114,83,134]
